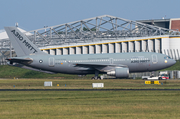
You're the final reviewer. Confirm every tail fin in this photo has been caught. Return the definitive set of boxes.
[4,27,46,57]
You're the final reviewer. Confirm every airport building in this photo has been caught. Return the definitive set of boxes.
[137,18,180,31]
[0,15,180,63]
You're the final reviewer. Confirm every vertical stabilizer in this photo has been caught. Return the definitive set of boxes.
[4,27,46,57]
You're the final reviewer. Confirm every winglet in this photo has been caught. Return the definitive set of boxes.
[4,27,46,57]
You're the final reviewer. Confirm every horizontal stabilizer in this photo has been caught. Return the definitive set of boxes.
[8,63,56,74]
[6,58,33,64]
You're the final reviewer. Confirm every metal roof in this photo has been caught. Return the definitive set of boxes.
[25,15,180,47]
[1,15,180,50]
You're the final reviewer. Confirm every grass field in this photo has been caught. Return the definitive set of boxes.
[0,57,179,118]
[0,79,180,89]
[0,79,180,119]
[0,90,180,119]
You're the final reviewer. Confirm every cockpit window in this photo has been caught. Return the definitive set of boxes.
[164,56,171,59]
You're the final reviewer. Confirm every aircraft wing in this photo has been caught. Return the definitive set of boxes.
[6,58,33,64]
[74,63,128,72]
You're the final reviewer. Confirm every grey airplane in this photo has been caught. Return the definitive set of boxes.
[5,27,176,79]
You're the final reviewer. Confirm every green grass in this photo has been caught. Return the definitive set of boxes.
[0,79,180,89]
[0,90,180,119]
[0,61,179,118]
[0,79,180,118]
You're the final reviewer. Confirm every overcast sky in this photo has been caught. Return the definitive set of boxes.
[0,0,180,31]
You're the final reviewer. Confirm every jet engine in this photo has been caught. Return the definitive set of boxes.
[107,67,129,78]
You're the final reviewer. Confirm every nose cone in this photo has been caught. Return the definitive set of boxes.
[172,59,176,65]
[167,59,176,67]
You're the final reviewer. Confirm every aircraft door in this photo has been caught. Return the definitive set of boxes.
[109,58,113,64]
[152,54,158,64]
[49,57,55,67]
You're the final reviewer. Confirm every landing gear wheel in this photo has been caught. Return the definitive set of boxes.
[158,77,162,80]
[91,77,95,80]
[97,77,101,80]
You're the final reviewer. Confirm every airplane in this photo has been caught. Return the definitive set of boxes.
[4,26,176,79]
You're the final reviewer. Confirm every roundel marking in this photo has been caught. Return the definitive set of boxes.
[39,60,43,63]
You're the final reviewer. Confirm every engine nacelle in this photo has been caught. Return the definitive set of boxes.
[107,67,129,78]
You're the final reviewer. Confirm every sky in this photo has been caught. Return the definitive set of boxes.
[0,0,180,31]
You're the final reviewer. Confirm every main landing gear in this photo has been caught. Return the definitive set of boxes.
[91,76,101,80]
[91,70,102,80]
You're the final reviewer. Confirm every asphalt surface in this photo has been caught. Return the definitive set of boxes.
[0,89,180,91]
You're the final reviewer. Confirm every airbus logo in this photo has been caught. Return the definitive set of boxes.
[11,30,37,53]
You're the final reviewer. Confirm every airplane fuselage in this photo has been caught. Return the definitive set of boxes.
[23,52,175,75]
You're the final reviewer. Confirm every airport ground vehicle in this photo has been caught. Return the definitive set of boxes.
[142,71,169,80]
